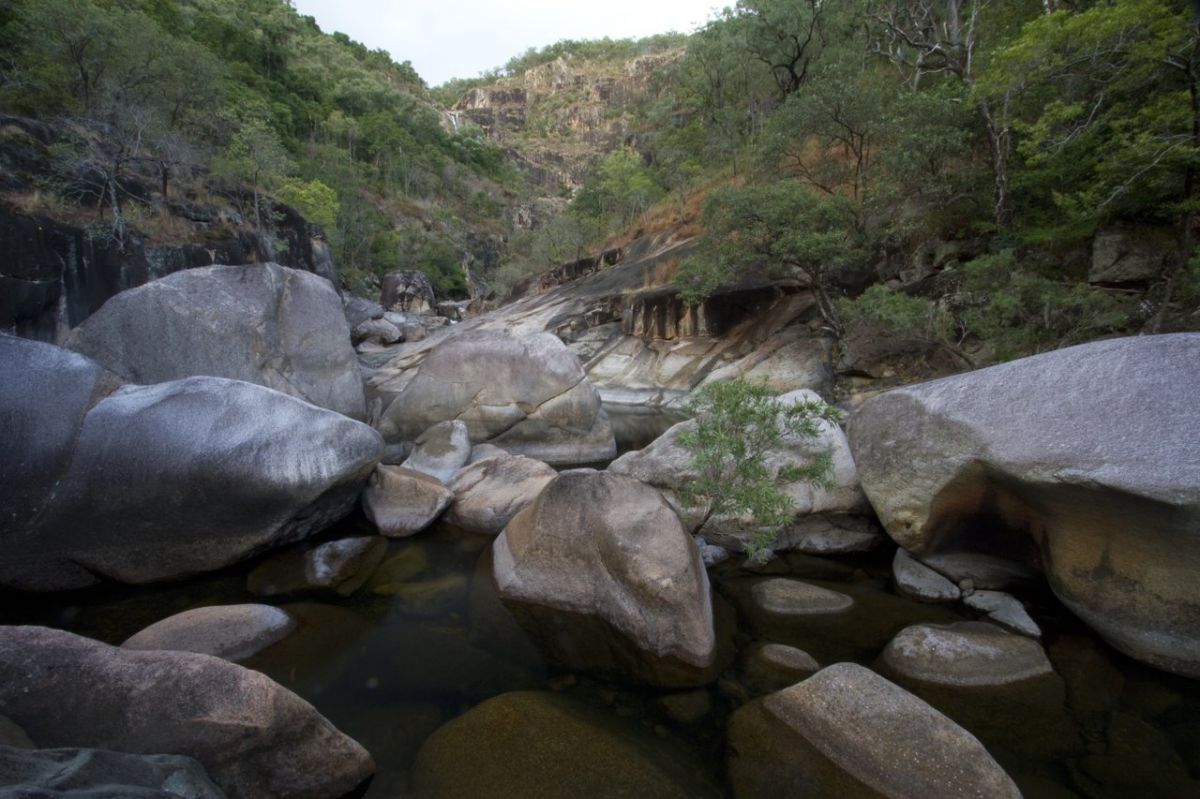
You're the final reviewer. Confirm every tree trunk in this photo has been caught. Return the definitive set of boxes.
[979,97,1012,230]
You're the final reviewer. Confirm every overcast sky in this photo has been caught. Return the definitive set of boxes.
[290,0,721,87]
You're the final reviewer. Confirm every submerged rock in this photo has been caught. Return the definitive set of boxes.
[880,622,1053,688]
[494,470,717,687]
[0,336,383,591]
[0,626,374,799]
[412,691,713,799]
[247,536,387,597]
[373,330,615,466]
[445,452,557,536]
[849,334,1200,678]
[65,263,366,419]
[122,605,296,663]
[0,746,226,799]
[750,579,854,618]
[361,465,453,537]
[726,662,1021,798]
[738,642,820,696]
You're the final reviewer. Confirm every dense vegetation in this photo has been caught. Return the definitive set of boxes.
[0,0,516,296]
[502,0,1200,362]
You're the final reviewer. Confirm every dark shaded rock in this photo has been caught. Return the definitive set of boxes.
[412,691,715,799]
[0,627,373,799]
[726,663,1021,798]
[122,605,296,663]
[0,745,226,799]
[66,263,365,419]
[381,270,436,313]
[0,337,383,591]
[1089,225,1173,285]
[494,470,717,687]
[848,334,1200,678]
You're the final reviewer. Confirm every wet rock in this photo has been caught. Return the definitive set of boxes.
[445,453,556,536]
[0,626,374,799]
[402,421,472,484]
[880,622,1053,688]
[0,337,383,591]
[879,622,1080,759]
[374,574,470,617]
[65,263,365,419]
[739,642,820,696]
[0,746,226,799]
[893,549,961,603]
[848,334,1200,678]
[122,605,296,663]
[727,663,1021,798]
[494,470,717,687]
[374,330,615,466]
[609,390,866,551]
[964,590,1041,638]
[751,579,854,618]
[362,465,453,537]
[246,536,387,597]
[653,690,713,726]
[367,545,431,592]
[412,691,712,799]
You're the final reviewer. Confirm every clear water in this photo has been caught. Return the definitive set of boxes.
[4,516,1199,798]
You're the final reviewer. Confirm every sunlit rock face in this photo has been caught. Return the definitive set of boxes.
[0,626,374,799]
[65,262,366,419]
[0,335,382,591]
[374,330,615,466]
[848,333,1200,678]
[493,470,717,687]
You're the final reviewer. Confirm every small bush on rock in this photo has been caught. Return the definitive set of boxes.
[678,379,840,563]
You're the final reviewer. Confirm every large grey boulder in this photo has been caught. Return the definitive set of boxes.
[609,389,866,552]
[1089,225,1172,285]
[0,627,374,799]
[494,470,717,687]
[848,334,1200,678]
[0,746,225,799]
[381,269,436,312]
[0,336,383,591]
[726,663,1021,798]
[65,263,366,419]
[122,605,296,663]
[445,453,557,536]
[375,331,615,466]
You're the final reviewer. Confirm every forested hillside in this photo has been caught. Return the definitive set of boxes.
[0,0,515,297]
[495,0,1200,365]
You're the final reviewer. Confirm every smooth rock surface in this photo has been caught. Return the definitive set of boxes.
[1,337,383,591]
[494,470,716,687]
[65,263,365,419]
[122,605,295,662]
[362,465,453,537]
[751,578,854,617]
[247,536,387,597]
[373,330,615,466]
[352,318,402,346]
[0,746,226,799]
[445,453,557,536]
[880,622,1054,688]
[401,421,472,484]
[0,627,373,799]
[609,390,866,547]
[726,662,1021,798]
[412,691,710,799]
[848,334,1200,677]
[893,549,961,603]
[964,590,1042,638]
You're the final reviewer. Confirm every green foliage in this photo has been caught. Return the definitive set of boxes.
[277,178,339,232]
[678,182,865,331]
[678,380,840,563]
[572,147,665,229]
[839,284,956,343]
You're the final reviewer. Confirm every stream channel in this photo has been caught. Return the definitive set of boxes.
[2,406,1198,798]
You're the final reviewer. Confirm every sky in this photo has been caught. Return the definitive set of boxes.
[289,0,722,87]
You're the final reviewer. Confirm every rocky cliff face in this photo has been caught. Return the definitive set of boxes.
[452,52,681,197]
